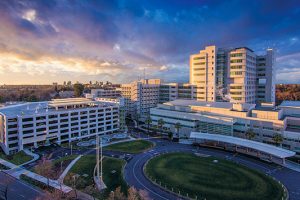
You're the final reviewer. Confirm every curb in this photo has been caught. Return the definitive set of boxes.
[142,152,191,200]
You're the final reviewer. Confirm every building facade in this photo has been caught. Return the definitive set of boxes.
[0,98,119,155]
[121,79,161,120]
[190,45,275,104]
[150,100,300,152]
[85,88,122,99]
[159,83,197,103]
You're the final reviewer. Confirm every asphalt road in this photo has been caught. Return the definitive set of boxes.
[123,135,300,200]
[0,172,44,200]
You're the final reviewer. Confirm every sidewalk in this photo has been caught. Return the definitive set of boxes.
[0,158,18,169]
[285,160,300,172]
[21,149,40,166]
[102,137,136,147]
[0,157,73,193]
[58,155,82,183]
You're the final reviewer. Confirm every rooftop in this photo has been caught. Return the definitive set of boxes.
[0,98,117,117]
[253,106,280,112]
[190,132,295,158]
[163,99,255,110]
[279,101,300,108]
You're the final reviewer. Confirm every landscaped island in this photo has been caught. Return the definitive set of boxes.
[64,155,127,199]
[104,140,154,154]
[145,152,286,200]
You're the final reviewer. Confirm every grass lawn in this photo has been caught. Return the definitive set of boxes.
[0,150,32,165]
[104,140,154,154]
[145,152,285,200]
[64,155,128,199]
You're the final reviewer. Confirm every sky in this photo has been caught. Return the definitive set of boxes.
[0,0,300,85]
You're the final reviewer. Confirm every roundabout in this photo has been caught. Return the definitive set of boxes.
[144,152,285,200]
[124,138,300,200]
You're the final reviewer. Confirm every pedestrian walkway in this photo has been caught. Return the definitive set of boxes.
[0,158,18,169]
[102,137,136,147]
[21,149,40,166]
[285,160,300,172]
[58,155,82,183]
[0,157,73,193]
[22,170,73,193]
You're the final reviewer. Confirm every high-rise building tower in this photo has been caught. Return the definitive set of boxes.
[190,45,275,104]
[256,49,275,103]
[229,47,257,104]
[190,45,217,102]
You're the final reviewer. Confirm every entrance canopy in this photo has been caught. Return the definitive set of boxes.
[190,132,295,158]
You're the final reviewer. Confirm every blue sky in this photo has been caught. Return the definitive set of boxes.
[0,0,299,84]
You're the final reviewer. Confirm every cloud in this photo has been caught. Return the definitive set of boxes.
[276,52,300,83]
[0,0,300,84]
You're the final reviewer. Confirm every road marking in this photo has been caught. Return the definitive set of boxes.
[132,154,171,200]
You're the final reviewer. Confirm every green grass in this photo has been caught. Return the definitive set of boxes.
[145,152,285,200]
[52,154,78,165]
[20,174,52,191]
[0,151,32,165]
[104,140,154,154]
[33,154,78,179]
[64,155,128,199]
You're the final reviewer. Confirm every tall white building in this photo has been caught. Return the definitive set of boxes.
[190,45,275,104]
[190,45,217,102]
[0,98,119,155]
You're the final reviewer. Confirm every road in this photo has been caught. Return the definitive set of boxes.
[123,122,300,200]
[0,172,44,200]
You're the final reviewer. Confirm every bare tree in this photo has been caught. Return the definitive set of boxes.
[34,154,55,186]
[108,187,126,200]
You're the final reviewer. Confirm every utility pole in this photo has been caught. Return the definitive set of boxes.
[96,135,100,179]
[96,135,103,181]
[100,137,103,180]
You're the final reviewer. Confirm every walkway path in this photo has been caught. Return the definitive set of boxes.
[58,155,82,183]
[0,157,73,193]
[286,160,300,172]
[22,149,40,166]
[102,137,136,147]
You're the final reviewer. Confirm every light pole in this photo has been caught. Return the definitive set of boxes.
[100,137,103,180]
[96,135,103,182]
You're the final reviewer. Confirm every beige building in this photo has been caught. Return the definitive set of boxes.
[121,79,161,120]
[190,45,275,104]
[190,45,217,102]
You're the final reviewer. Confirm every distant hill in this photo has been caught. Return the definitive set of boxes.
[276,84,300,105]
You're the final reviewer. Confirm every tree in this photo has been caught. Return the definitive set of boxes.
[108,187,126,200]
[245,128,256,140]
[145,116,152,135]
[34,154,55,186]
[73,83,84,97]
[168,132,173,141]
[108,187,149,200]
[157,118,165,135]
[272,133,283,147]
[128,187,149,200]
[174,122,182,138]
